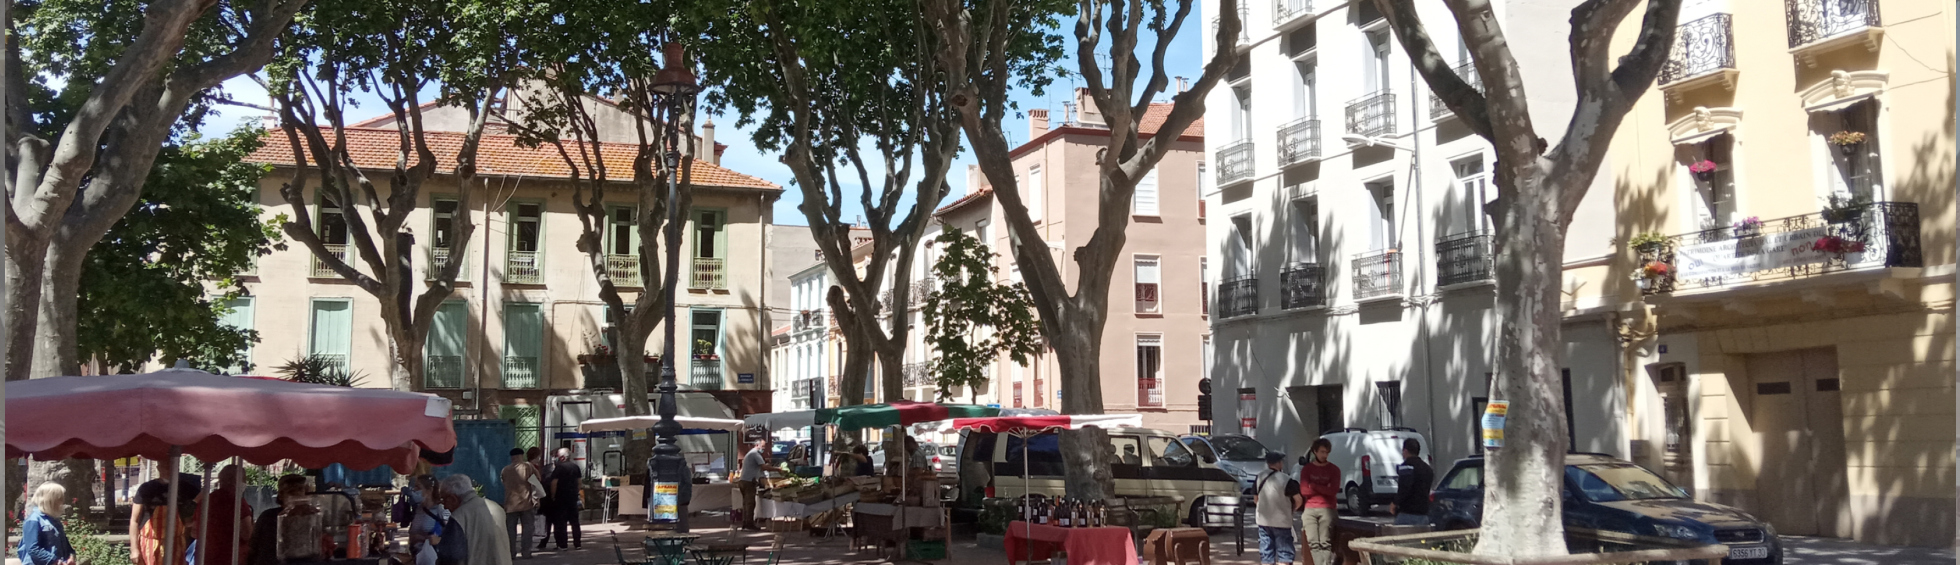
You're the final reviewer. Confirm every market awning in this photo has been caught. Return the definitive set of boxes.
[947,415,1142,434]
[5,369,456,471]
[743,410,822,431]
[823,400,999,431]
[578,415,745,435]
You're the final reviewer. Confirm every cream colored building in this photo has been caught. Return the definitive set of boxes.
[934,92,1211,433]
[234,109,783,419]
[1603,0,1954,547]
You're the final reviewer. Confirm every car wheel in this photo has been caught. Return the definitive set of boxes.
[1185,500,1221,534]
[1345,484,1366,515]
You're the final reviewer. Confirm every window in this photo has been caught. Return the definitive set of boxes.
[1003,433,1063,476]
[428,197,465,281]
[1136,335,1164,407]
[1441,464,1483,491]
[1109,435,1145,466]
[1365,32,1391,95]
[691,309,725,389]
[1202,335,1213,382]
[318,194,349,245]
[425,301,468,389]
[1376,381,1402,428]
[502,302,543,389]
[1200,257,1210,316]
[1367,182,1395,251]
[1228,215,1255,278]
[691,209,727,289]
[215,297,255,375]
[308,298,353,377]
[1825,100,1881,201]
[1196,163,1208,219]
[1027,165,1044,222]
[505,202,543,283]
[1133,255,1161,313]
[1451,157,1490,235]
[1232,88,1252,140]
[976,220,992,248]
[1290,197,1320,263]
[1295,62,1318,119]
[609,206,637,255]
[1149,436,1197,467]
[1134,169,1160,216]
[1012,377,1024,408]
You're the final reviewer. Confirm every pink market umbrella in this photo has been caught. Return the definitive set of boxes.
[949,414,1142,563]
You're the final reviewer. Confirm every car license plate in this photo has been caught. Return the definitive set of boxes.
[1729,546,1769,560]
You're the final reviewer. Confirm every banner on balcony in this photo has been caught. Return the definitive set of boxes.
[1673,226,1842,281]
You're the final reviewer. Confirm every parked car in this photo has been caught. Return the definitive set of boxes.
[770,440,810,465]
[957,426,1243,527]
[1318,428,1430,514]
[1179,434,1274,492]
[1430,453,1782,564]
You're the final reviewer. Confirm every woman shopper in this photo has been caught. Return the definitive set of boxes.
[1298,439,1340,565]
[195,466,253,565]
[19,483,77,565]
[132,465,198,565]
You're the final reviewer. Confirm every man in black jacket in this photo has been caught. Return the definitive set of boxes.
[1389,438,1434,526]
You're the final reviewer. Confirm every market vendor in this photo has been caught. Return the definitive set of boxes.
[247,475,314,565]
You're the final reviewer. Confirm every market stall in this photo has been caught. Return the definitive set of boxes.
[7,368,459,565]
[947,415,1143,565]
[577,415,746,515]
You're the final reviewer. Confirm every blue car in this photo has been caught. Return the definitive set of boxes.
[1179,434,1273,493]
[1429,453,1781,564]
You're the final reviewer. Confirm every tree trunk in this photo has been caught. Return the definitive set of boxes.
[1052,321,1114,499]
[837,331,874,407]
[616,312,652,476]
[25,459,95,518]
[5,244,48,382]
[29,246,84,378]
[1476,167,1570,556]
[876,339,904,402]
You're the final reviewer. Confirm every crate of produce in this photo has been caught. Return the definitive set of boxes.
[906,540,947,561]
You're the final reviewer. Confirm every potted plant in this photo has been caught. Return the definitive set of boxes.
[577,344,615,366]
[1820,192,1872,224]
[1628,232,1668,254]
[1731,216,1762,238]
[1827,130,1866,155]
[693,339,719,360]
[1629,260,1672,291]
[1812,235,1867,256]
[1688,159,1718,182]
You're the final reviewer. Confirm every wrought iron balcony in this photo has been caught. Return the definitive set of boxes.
[1211,5,1250,45]
[1277,118,1321,166]
[1660,14,1736,86]
[1219,275,1259,318]
[1280,262,1327,310]
[606,254,641,287]
[312,244,352,278]
[1436,231,1495,287]
[1352,249,1404,301]
[691,257,726,289]
[1346,91,1396,138]
[1429,63,1483,121]
[1633,202,1921,296]
[690,360,723,390]
[502,356,540,389]
[505,250,543,284]
[1216,139,1255,185]
[1137,379,1163,407]
[424,248,468,281]
[314,353,350,378]
[903,362,931,387]
[1274,0,1311,24]
[1785,0,1880,50]
[425,355,465,389]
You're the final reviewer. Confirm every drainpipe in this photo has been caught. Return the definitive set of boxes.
[1951,1,1958,549]
[1409,62,1440,440]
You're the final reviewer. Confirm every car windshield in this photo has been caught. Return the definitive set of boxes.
[1211,437,1270,461]
[1567,463,1686,501]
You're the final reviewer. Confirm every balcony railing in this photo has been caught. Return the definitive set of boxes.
[1634,202,1921,296]
[1785,0,1880,49]
[1437,231,1495,287]
[1211,5,1250,45]
[1137,379,1163,408]
[313,353,350,378]
[1217,139,1255,185]
[903,363,930,388]
[1429,62,1483,120]
[1277,118,1321,166]
[424,248,468,281]
[1219,275,1259,319]
[503,356,540,389]
[425,355,464,389]
[691,257,726,289]
[1280,262,1327,310]
[312,244,352,278]
[690,360,723,390]
[606,254,641,287]
[1352,249,1404,301]
[505,250,543,284]
[1346,91,1396,138]
[1274,0,1311,24]
[1660,14,1736,85]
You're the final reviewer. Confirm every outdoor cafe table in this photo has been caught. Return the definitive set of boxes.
[1004,521,1138,565]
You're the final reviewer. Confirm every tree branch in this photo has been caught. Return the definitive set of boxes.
[1548,0,1679,222]
[1372,0,1494,141]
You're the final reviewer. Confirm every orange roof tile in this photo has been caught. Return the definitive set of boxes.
[934,188,993,216]
[1138,103,1203,138]
[249,127,780,191]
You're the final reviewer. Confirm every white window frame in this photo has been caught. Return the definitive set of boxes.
[1136,334,1165,408]
[1134,169,1160,216]
[1134,255,1162,313]
[1027,165,1045,222]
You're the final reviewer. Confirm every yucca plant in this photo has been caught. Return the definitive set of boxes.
[278,354,367,387]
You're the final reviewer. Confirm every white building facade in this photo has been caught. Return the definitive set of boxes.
[1203,0,1630,470]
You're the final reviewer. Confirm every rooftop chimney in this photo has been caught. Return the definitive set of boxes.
[701,118,718,165]
[1029,108,1050,139]
[1074,88,1103,125]
[1176,76,1189,93]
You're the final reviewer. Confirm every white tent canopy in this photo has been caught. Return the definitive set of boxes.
[578,415,746,434]
[743,410,820,431]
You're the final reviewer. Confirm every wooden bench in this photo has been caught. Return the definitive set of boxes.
[1141,528,1211,565]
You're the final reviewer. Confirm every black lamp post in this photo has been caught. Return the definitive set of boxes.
[648,41,699,529]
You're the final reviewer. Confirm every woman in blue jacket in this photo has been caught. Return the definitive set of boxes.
[19,482,76,565]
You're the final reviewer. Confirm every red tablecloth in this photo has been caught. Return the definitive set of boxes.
[1004,522,1138,565]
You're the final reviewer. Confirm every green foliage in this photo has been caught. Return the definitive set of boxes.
[1626,232,1668,250]
[69,518,135,565]
[77,127,285,373]
[977,498,1015,535]
[921,229,1043,401]
[279,354,368,387]
[12,0,247,138]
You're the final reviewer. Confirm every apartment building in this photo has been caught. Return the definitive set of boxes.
[1606,0,1954,546]
[234,92,783,421]
[1202,0,1631,468]
[935,92,1210,433]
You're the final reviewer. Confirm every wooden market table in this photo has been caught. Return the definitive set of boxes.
[1004,521,1138,565]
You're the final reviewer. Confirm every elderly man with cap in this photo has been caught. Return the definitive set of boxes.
[438,475,510,565]
[1252,451,1302,565]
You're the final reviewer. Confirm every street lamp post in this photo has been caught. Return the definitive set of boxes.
[648,41,699,531]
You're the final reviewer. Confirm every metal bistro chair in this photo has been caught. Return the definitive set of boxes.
[612,534,650,565]
[644,534,698,565]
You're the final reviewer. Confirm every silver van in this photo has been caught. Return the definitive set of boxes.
[957,426,1243,527]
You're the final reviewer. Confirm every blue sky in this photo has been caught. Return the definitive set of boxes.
[213,14,1205,227]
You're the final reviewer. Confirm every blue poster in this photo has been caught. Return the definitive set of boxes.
[651,482,680,522]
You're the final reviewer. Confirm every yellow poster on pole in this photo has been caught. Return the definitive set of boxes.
[1480,401,1509,448]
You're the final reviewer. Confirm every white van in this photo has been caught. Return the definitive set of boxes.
[957,426,1243,527]
[1318,427,1430,514]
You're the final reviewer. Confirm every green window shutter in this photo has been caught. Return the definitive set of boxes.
[308,299,353,375]
[425,301,469,389]
[217,297,255,375]
[502,303,544,388]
